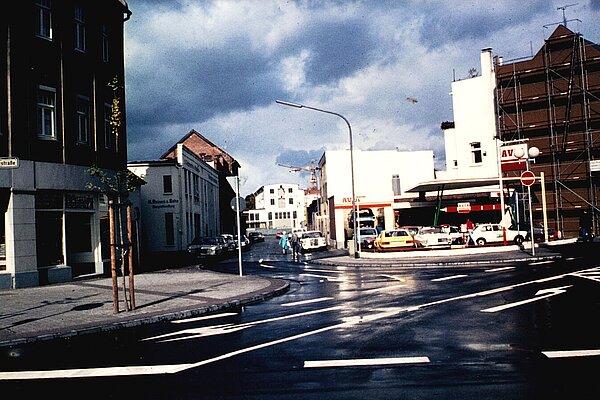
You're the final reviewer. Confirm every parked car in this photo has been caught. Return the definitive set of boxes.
[400,225,421,238]
[299,230,327,253]
[414,226,452,248]
[358,227,379,249]
[374,228,415,250]
[220,234,236,252]
[234,234,251,251]
[526,224,561,242]
[469,223,527,246]
[187,237,223,258]
[440,225,464,245]
[578,226,594,243]
[346,208,376,238]
[248,231,265,243]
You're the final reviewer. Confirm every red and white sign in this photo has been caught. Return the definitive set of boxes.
[520,170,536,186]
[441,204,501,213]
[500,143,528,172]
[457,202,471,213]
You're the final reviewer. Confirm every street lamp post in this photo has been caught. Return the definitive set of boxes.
[276,100,360,258]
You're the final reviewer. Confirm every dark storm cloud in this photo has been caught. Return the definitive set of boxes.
[276,148,326,168]
[415,1,549,46]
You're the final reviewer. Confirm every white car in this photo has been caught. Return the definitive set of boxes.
[469,223,527,246]
[299,230,327,253]
[414,226,452,248]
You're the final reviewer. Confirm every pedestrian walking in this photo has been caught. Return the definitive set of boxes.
[279,231,289,254]
[290,231,301,261]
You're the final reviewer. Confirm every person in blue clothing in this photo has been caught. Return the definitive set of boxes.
[279,231,289,254]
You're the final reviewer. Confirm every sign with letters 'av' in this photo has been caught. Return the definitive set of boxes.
[500,143,528,172]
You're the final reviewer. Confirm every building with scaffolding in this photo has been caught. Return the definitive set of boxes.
[495,24,600,238]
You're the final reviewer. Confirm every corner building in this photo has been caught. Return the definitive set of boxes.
[0,1,132,287]
[495,25,600,238]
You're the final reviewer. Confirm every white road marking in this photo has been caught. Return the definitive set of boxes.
[529,260,555,266]
[481,285,572,313]
[431,274,468,282]
[304,357,430,368]
[485,267,515,273]
[142,306,344,342]
[302,268,342,274]
[381,274,406,282]
[300,273,342,282]
[6,266,600,381]
[171,312,238,324]
[281,297,334,307]
[260,263,276,269]
[542,350,600,358]
[364,284,406,293]
[0,363,191,380]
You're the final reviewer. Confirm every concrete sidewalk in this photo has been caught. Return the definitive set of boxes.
[0,266,289,348]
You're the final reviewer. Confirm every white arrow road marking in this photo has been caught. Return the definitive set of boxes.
[281,297,334,307]
[304,356,430,368]
[431,274,468,282]
[481,285,572,313]
[542,350,600,358]
[142,306,344,342]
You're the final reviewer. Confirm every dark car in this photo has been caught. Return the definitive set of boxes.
[248,231,265,243]
[187,237,223,258]
[526,225,560,242]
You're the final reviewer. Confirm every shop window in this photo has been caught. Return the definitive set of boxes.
[36,211,63,267]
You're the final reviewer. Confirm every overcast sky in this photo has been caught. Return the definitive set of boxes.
[123,0,600,195]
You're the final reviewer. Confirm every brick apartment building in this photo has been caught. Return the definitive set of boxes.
[0,0,132,288]
[495,25,600,238]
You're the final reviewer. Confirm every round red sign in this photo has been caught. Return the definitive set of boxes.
[520,170,536,186]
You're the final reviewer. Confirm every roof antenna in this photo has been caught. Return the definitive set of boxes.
[543,3,581,29]
[557,3,578,27]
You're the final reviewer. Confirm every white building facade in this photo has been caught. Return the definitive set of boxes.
[246,183,305,232]
[128,144,220,265]
[438,48,500,181]
[318,149,435,249]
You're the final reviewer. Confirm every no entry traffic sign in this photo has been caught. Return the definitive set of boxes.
[520,170,536,186]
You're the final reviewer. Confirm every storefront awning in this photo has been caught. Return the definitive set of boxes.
[406,177,522,193]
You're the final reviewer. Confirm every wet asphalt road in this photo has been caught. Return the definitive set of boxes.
[1,238,600,399]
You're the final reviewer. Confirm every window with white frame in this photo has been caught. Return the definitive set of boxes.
[35,0,52,39]
[471,142,483,164]
[74,5,86,52]
[37,87,56,139]
[76,96,90,144]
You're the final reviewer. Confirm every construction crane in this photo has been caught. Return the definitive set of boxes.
[277,159,320,190]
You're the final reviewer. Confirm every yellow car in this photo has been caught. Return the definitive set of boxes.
[374,228,415,250]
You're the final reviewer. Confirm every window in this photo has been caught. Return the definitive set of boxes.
[163,175,173,194]
[104,104,113,148]
[268,212,272,220]
[392,174,401,196]
[101,25,110,62]
[37,87,56,139]
[165,213,174,246]
[269,188,274,194]
[288,198,294,205]
[76,96,90,144]
[35,0,52,39]
[74,6,86,52]
[270,199,275,206]
[288,188,293,193]
[471,142,483,164]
